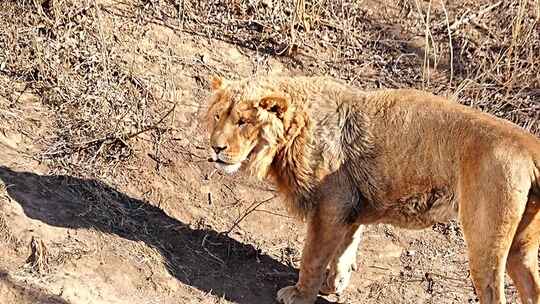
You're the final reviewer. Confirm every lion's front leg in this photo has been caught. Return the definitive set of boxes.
[277,212,349,304]
[320,224,363,295]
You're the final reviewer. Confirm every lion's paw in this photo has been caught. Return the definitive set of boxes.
[277,285,316,304]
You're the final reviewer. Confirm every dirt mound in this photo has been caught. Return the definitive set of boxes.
[0,0,537,303]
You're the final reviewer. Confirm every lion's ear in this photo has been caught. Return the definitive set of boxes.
[210,76,224,91]
[259,95,288,118]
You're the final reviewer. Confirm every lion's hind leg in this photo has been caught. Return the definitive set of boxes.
[460,178,528,303]
[506,193,540,304]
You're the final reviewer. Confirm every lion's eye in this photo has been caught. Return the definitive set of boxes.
[214,114,220,121]
[238,118,246,126]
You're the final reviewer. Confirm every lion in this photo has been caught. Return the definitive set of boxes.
[206,75,540,304]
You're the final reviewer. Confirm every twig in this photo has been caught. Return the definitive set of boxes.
[57,5,93,27]
[205,169,217,180]
[252,209,292,218]
[449,1,502,32]
[440,0,453,87]
[226,196,276,235]
[203,246,225,265]
[424,0,433,87]
[200,234,225,265]
[32,0,55,26]
[369,265,393,272]
[75,104,176,150]
[413,0,436,88]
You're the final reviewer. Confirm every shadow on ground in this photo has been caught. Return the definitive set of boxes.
[0,166,333,304]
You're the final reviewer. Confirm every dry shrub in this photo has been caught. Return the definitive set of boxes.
[25,236,50,274]
[114,0,539,133]
[0,212,22,248]
[433,0,540,133]
[0,0,538,176]
[0,0,172,175]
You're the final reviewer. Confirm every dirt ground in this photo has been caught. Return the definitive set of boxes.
[0,0,538,303]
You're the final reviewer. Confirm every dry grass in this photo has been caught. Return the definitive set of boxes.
[0,0,174,176]
[0,0,537,178]
[172,0,540,131]
[0,212,21,248]
[25,236,50,274]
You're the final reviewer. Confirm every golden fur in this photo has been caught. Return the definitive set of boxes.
[207,76,540,304]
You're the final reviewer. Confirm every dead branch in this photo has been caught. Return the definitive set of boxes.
[75,104,176,150]
[449,1,502,32]
[226,195,276,236]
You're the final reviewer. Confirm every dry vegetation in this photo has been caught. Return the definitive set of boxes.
[0,0,538,303]
[1,0,538,173]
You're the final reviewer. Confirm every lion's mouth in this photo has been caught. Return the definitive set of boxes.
[214,159,229,165]
[209,146,258,175]
[214,160,242,174]
[208,157,237,166]
[208,155,242,174]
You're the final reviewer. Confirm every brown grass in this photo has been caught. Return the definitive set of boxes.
[0,0,176,176]
[0,212,20,248]
[1,0,537,179]
[25,236,50,274]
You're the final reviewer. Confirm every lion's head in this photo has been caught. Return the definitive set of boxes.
[206,76,298,180]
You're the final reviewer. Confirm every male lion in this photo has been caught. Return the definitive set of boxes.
[206,76,540,304]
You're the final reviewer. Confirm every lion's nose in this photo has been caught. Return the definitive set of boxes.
[212,145,227,154]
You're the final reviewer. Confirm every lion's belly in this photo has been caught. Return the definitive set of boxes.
[377,186,459,229]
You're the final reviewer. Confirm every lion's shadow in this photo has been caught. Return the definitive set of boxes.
[0,166,334,304]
